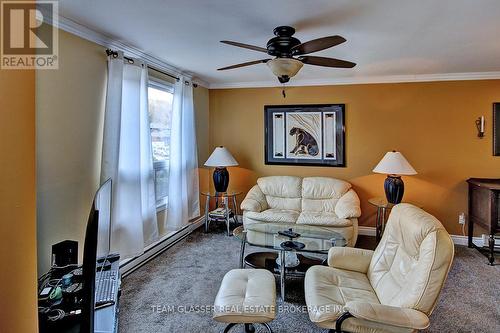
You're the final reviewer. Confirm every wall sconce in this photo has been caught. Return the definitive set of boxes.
[476,116,485,138]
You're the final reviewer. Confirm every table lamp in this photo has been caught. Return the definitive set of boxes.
[373,151,417,204]
[204,146,238,193]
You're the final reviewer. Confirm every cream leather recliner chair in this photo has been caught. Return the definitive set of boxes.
[304,204,454,333]
[241,176,361,246]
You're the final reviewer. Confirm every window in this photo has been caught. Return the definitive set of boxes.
[148,79,174,210]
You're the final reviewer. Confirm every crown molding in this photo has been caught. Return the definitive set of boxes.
[46,11,500,90]
[209,71,500,89]
[51,13,210,88]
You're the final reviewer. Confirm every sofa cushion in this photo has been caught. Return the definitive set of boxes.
[302,197,337,213]
[240,185,268,212]
[335,189,362,218]
[302,177,352,213]
[296,212,352,227]
[257,176,302,198]
[245,209,300,224]
[302,177,351,199]
[257,176,302,211]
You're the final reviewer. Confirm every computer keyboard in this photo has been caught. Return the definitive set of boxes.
[95,269,118,307]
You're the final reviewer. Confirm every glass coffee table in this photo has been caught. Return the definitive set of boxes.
[233,225,347,301]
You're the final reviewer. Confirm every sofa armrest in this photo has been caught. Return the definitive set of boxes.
[327,247,373,273]
[335,189,361,219]
[343,302,430,330]
[240,185,268,213]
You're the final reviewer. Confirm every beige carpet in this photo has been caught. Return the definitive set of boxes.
[119,227,500,333]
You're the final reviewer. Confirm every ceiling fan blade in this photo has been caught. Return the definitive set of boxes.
[292,35,346,55]
[217,59,271,71]
[299,56,356,68]
[220,40,268,53]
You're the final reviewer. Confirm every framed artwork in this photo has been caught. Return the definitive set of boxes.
[264,104,345,167]
[494,103,500,156]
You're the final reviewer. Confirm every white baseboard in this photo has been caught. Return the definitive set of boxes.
[358,226,483,246]
[358,226,376,237]
[450,235,480,246]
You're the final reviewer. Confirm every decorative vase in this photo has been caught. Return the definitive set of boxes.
[276,251,300,268]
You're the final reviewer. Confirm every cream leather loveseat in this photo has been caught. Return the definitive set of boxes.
[240,176,361,247]
[304,204,454,333]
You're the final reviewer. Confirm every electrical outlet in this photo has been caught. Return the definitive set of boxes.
[458,212,466,225]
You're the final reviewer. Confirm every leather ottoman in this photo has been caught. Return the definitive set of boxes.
[213,269,276,333]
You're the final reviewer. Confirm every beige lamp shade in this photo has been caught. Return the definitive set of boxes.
[373,151,417,176]
[204,146,238,167]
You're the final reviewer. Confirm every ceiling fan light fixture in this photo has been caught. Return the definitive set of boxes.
[218,26,355,85]
[266,58,303,79]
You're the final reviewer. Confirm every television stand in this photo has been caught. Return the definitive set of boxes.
[38,259,121,333]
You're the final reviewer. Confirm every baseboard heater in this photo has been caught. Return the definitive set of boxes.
[119,216,204,277]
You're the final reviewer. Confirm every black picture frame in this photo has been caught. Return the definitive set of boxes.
[494,103,500,156]
[264,104,346,167]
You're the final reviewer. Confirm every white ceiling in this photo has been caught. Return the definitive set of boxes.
[58,0,500,88]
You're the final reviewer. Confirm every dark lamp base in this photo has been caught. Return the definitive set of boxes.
[384,175,404,204]
[213,167,229,193]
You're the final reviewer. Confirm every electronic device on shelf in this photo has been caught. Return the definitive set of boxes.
[95,269,118,308]
[38,179,120,333]
[52,240,78,267]
[278,228,301,239]
[81,178,120,333]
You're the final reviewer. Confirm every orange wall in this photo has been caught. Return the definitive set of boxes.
[209,80,500,235]
[0,69,37,329]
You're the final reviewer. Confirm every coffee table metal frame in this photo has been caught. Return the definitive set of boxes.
[234,226,346,301]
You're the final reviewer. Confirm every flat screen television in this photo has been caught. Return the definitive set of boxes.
[81,179,112,333]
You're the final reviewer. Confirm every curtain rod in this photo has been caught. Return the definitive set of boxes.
[105,49,198,87]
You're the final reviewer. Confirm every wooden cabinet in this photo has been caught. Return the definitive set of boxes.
[467,178,500,265]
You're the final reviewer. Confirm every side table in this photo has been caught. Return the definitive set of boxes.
[368,197,395,242]
[202,191,242,236]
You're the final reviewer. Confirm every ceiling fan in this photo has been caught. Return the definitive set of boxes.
[218,26,356,83]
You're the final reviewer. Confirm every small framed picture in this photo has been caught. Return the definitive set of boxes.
[264,104,345,167]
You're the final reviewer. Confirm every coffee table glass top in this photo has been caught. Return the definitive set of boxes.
[233,225,347,253]
[201,191,242,197]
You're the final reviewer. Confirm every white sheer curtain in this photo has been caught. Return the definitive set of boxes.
[101,51,158,259]
[164,77,200,231]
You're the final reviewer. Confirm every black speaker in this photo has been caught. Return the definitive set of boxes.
[51,240,78,267]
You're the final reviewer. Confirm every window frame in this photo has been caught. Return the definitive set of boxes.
[148,77,175,212]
